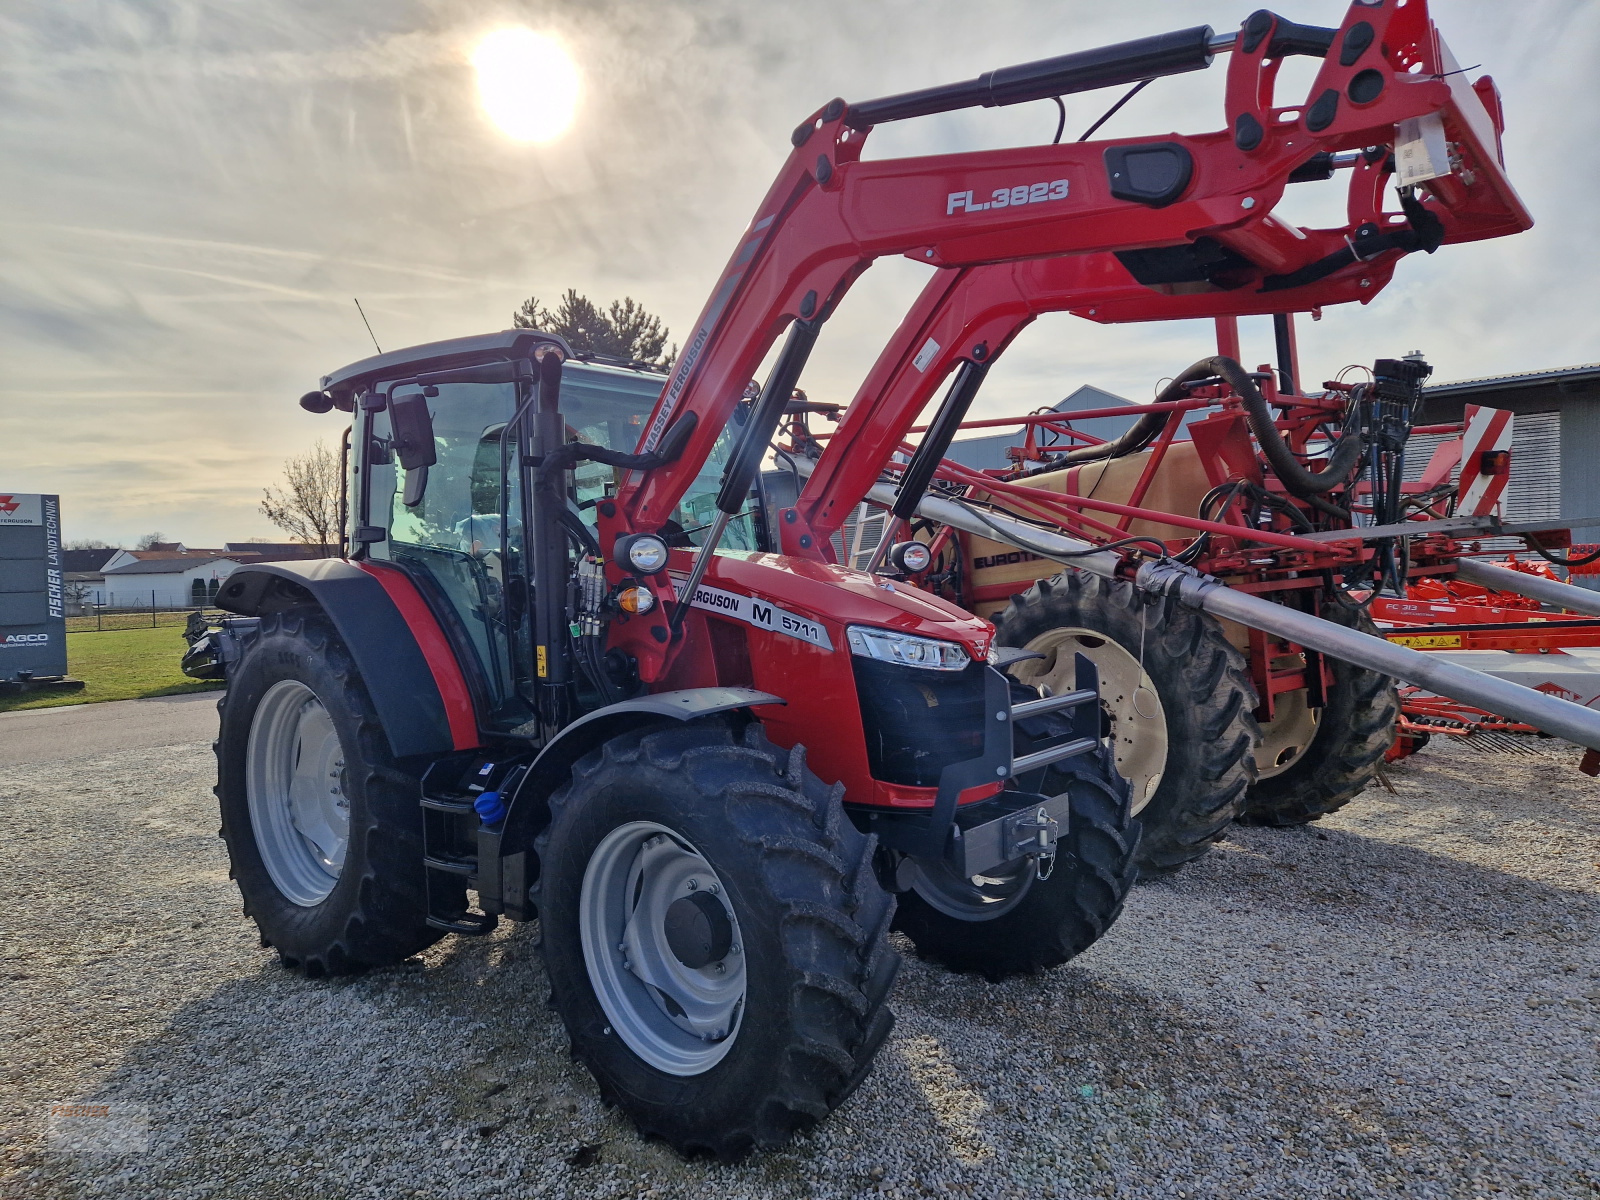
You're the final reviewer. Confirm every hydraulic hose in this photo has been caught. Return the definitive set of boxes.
[1210,356,1363,496]
[1028,355,1361,497]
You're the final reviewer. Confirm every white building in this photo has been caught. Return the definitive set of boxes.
[98,555,245,608]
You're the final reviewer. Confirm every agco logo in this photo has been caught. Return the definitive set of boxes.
[947,178,1069,216]
[3,633,50,646]
[0,496,20,515]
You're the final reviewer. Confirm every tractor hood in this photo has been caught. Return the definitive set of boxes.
[680,549,993,658]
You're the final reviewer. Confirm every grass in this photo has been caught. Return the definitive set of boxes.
[0,626,224,713]
[65,609,220,634]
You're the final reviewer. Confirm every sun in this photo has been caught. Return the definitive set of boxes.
[472,29,578,142]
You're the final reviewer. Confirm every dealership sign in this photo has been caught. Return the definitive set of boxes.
[0,492,69,681]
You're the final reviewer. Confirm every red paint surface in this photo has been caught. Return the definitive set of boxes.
[356,561,479,751]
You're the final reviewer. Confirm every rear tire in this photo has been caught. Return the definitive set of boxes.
[215,610,440,975]
[994,569,1259,876]
[891,753,1139,981]
[1240,600,1399,825]
[535,722,898,1161]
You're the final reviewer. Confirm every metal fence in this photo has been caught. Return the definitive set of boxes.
[67,605,227,634]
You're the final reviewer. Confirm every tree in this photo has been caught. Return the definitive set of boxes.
[66,538,119,550]
[514,289,677,369]
[260,440,341,554]
[135,532,168,550]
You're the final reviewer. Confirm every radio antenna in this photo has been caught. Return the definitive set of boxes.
[353,298,382,354]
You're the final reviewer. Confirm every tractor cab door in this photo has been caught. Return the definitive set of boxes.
[363,379,536,732]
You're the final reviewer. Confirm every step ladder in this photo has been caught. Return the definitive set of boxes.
[418,756,526,935]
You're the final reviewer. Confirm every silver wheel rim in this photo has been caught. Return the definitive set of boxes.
[246,680,349,907]
[908,854,1035,921]
[1256,687,1320,780]
[579,821,746,1076]
[1008,627,1169,816]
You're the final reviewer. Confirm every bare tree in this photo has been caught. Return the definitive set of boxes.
[135,532,168,550]
[260,440,341,554]
[62,579,94,612]
[514,289,677,369]
[66,537,119,550]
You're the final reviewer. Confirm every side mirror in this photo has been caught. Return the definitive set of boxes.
[390,391,437,508]
[299,390,335,413]
[390,392,437,471]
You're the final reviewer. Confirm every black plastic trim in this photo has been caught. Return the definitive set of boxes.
[1104,142,1194,208]
[1305,88,1340,132]
[1348,69,1385,105]
[1339,20,1375,67]
[215,560,455,758]
[1234,112,1264,152]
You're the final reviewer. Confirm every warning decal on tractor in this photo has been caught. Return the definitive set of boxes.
[1388,633,1463,650]
[671,578,833,651]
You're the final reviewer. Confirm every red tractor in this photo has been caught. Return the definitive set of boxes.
[185,0,1549,1157]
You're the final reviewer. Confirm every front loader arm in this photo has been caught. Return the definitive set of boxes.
[792,2,1533,545]
[615,0,1510,539]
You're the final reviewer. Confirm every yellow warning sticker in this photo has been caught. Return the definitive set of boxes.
[1389,633,1462,649]
[537,645,548,677]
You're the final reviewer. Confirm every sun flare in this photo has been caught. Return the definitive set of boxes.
[472,29,578,142]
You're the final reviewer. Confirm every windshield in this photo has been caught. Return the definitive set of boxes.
[558,365,758,549]
[362,360,752,730]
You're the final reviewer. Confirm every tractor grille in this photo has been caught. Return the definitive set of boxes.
[852,658,987,787]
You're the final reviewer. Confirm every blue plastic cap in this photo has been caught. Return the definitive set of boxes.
[474,790,506,826]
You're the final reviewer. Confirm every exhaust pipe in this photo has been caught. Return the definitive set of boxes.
[844,478,1600,751]
[1454,557,1600,619]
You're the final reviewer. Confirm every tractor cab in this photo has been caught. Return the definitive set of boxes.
[319,331,762,734]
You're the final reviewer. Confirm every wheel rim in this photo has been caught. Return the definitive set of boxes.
[907,854,1035,921]
[246,680,350,907]
[1256,686,1320,780]
[579,821,746,1076]
[1008,627,1169,815]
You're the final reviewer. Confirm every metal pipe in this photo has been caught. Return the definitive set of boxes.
[1454,558,1600,619]
[833,465,1600,750]
[669,509,733,642]
[1135,560,1600,751]
[1011,688,1097,720]
[1013,737,1099,776]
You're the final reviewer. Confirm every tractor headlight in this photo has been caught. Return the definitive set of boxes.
[846,625,971,672]
[616,533,669,574]
[887,540,931,573]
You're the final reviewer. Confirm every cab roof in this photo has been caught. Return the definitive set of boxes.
[316,329,673,408]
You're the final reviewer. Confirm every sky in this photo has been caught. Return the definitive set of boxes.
[2,0,1596,548]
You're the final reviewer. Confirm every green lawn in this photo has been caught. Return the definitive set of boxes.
[0,627,224,713]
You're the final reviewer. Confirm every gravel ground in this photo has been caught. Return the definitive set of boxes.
[2,712,1597,1200]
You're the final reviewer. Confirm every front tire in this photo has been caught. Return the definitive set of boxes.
[892,749,1139,981]
[536,722,898,1160]
[215,610,440,975]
